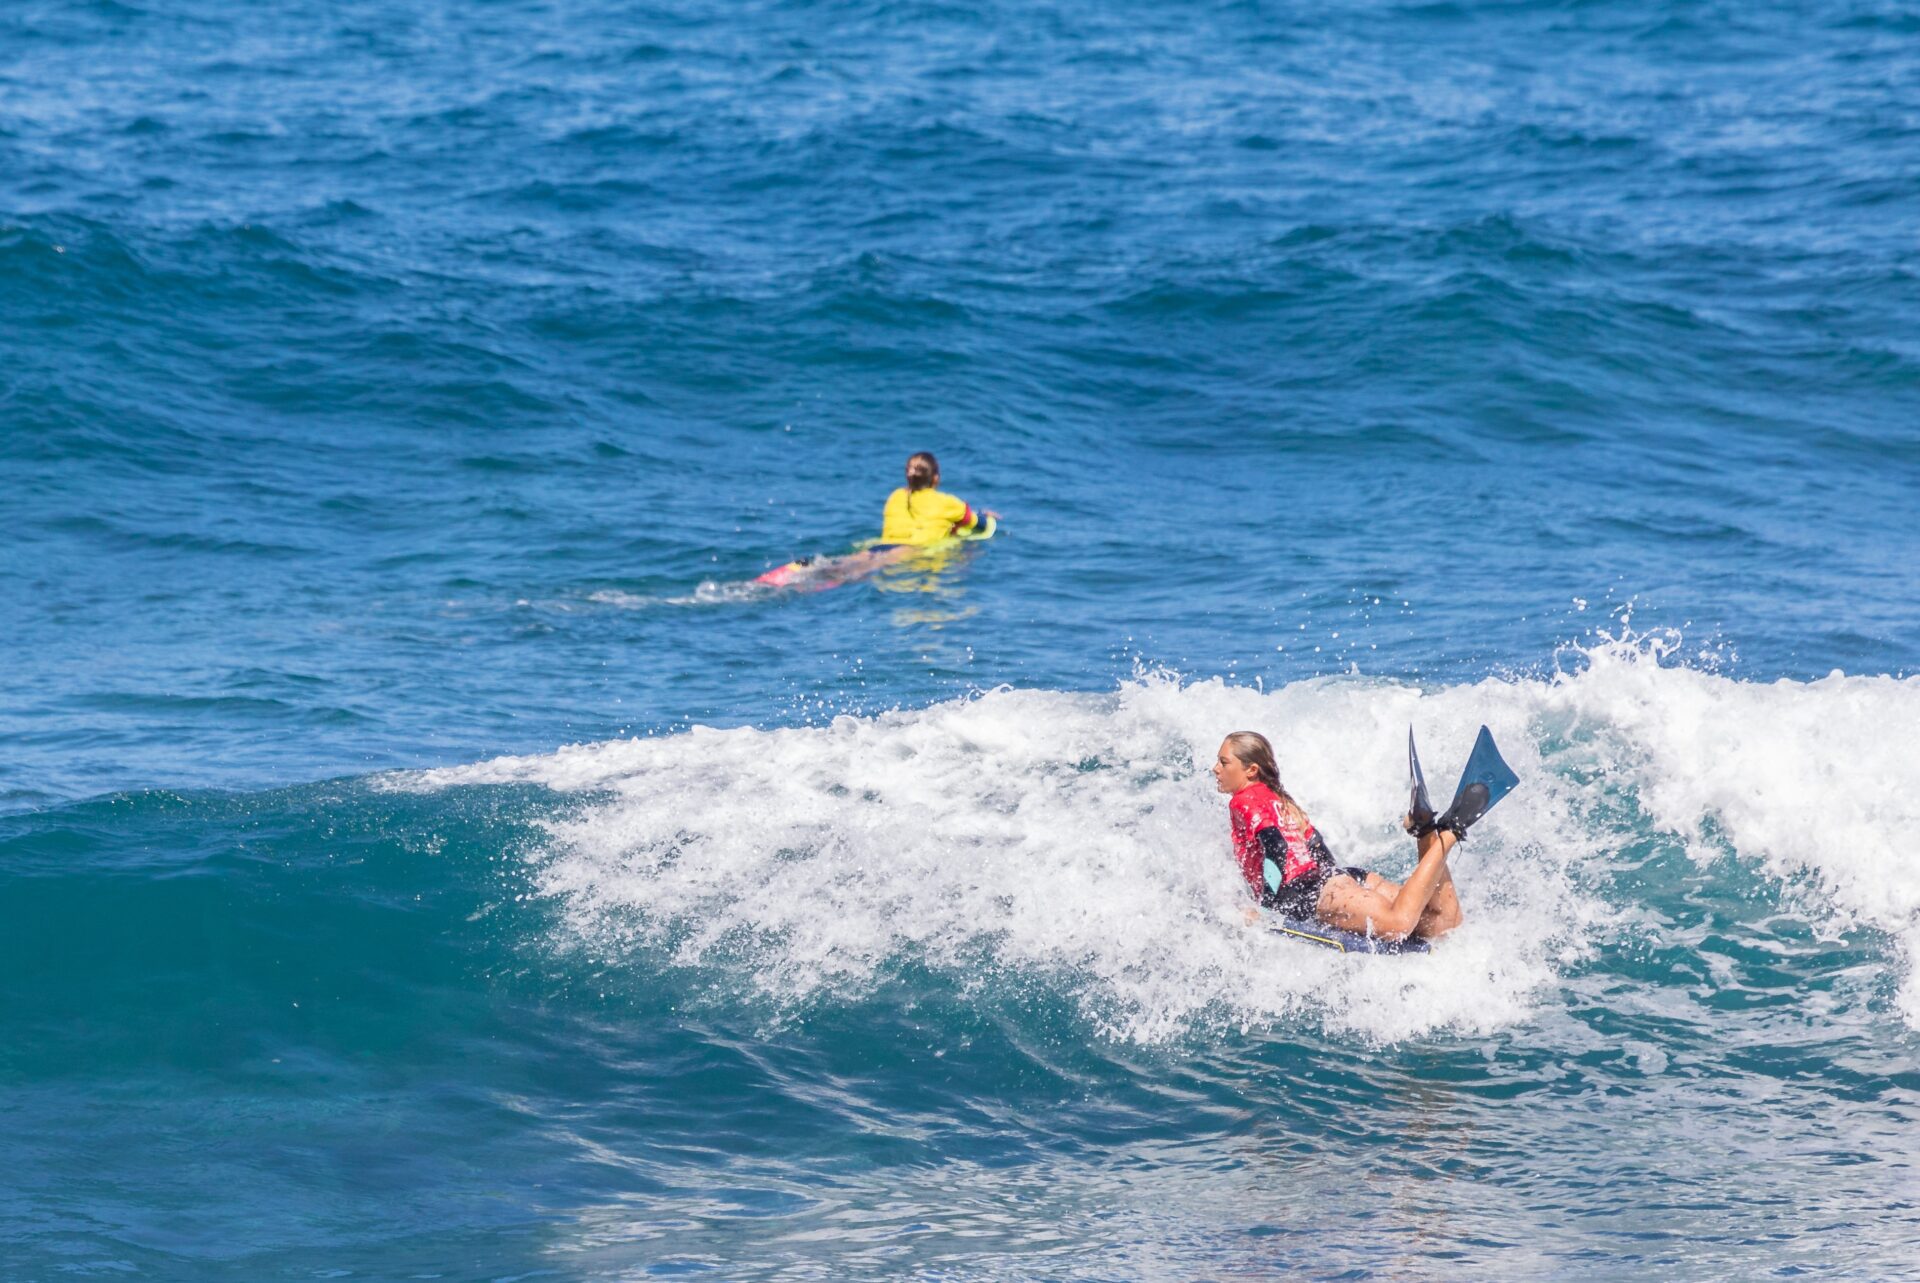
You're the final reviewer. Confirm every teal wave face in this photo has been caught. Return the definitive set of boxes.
[7,665,1920,1276]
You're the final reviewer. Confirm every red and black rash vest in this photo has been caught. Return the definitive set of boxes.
[1228,781,1333,906]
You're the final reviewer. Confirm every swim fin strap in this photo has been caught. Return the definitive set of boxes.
[1434,724,1520,837]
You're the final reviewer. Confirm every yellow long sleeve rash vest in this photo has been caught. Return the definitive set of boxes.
[879,486,981,546]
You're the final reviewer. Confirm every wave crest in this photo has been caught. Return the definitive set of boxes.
[397,638,1920,1039]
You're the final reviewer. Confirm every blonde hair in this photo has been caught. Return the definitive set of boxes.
[1223,731,1307,825]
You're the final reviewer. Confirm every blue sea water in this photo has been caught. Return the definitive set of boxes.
[4,0,1920,1277]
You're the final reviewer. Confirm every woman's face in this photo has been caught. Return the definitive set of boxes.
[1214,740,1257,794]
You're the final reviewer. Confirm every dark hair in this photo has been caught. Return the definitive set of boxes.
[1223,731,1307,824]
[905,452,939,491]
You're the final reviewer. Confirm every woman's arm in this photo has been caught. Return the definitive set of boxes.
[1254,827,1289,907]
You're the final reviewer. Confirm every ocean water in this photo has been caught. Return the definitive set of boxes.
[4,0,1919,1277]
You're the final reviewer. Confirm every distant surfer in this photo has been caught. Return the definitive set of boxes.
[1213,730,1513,944]
[879,452,992,546]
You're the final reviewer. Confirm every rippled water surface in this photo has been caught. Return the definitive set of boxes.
[3,0,1918,1278]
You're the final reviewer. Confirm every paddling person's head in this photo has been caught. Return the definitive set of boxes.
[905,452,939,491]
[1215,731,1280,795]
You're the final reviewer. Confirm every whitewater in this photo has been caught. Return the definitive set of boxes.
[396,638,1920,1043]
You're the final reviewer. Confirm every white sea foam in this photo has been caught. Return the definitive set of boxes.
[586,580,770,608]
[397,637,1920,1039]
[1531,636,1920,1025]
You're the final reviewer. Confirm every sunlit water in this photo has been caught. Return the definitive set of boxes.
[4,0,1918,1277]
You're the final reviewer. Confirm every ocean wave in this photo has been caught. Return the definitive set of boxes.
[394,635,1920,1041]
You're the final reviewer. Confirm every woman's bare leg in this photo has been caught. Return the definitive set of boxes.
[1352,869,1460,938]
[1314,829,1459,940]
[1412,865,1462,937]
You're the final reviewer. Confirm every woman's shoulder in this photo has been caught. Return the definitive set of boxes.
[1228,782,1279,816]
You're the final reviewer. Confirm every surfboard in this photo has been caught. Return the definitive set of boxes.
[754,514,997,591]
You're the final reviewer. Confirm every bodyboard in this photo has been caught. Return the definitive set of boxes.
[1266,914,1431,955]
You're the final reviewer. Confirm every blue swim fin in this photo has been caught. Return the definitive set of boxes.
[1407,727,1437,835]
[1435,725,1519,837]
